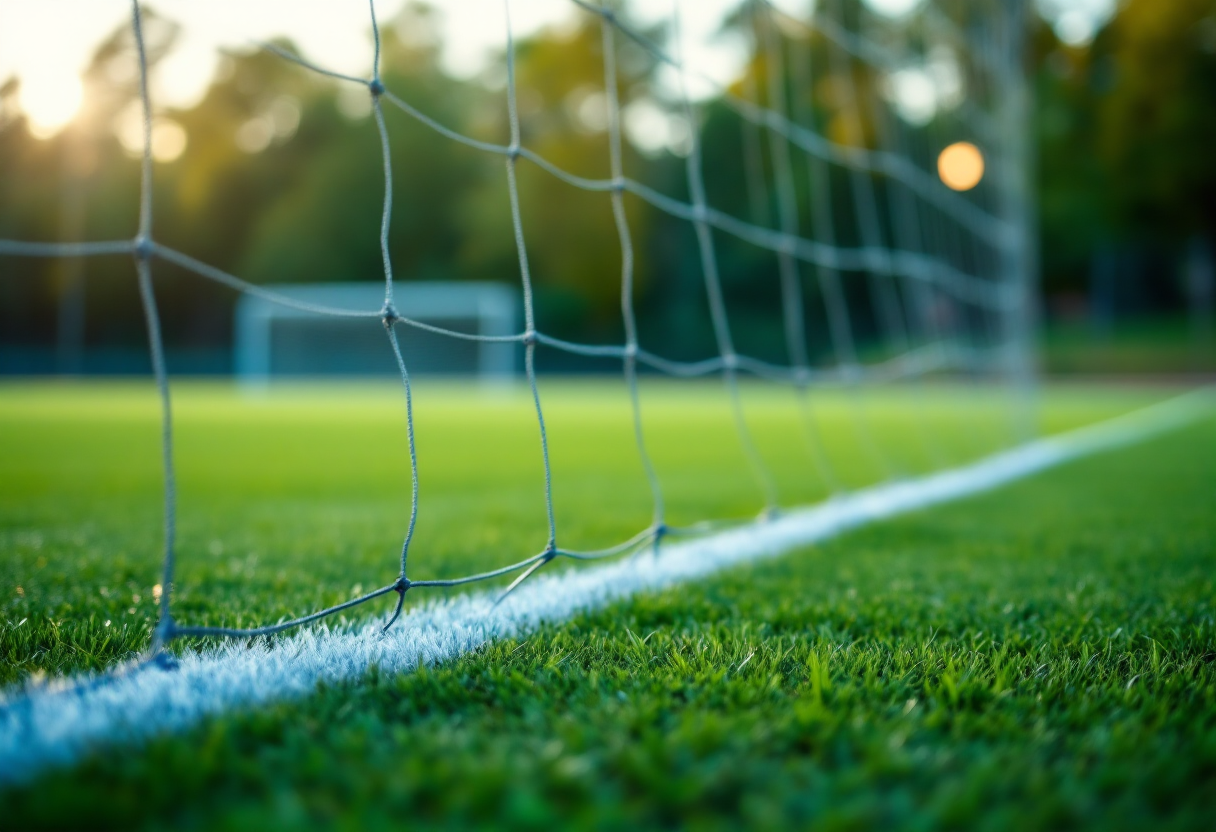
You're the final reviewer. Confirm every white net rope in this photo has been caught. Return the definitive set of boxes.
[0,0,1034,659]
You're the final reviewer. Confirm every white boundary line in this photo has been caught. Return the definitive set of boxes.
[1,389,1212,785]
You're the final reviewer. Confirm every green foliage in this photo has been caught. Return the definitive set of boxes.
[1,383,1213,830]
[1,0,1024,368]
[1034,0,1216,293]
[1098,0,1216,239]
[5,1,1214,362]
[0,2,676,359]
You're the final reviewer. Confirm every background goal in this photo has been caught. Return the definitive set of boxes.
[234,281,520,381]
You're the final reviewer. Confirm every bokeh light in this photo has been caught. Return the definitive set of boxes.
[862,0,926,18]
[113,103,188,163]
[937,141,985,191]
[18,70,83,139]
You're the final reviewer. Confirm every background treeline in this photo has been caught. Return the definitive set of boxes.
[0,0,1213,374]
[1032,0,1215,371]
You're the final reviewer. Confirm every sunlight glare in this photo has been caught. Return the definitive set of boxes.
[862,0,926,18]
[151,121,188,162]
[18,70,83,139]
[113,103,188,163]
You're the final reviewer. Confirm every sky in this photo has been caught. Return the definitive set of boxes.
[0,0,1118,140]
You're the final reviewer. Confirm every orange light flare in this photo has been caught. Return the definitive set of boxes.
[937,141,985,192]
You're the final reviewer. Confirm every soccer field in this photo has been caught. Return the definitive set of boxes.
[0,380,1165,681]
[2,381,1214,829]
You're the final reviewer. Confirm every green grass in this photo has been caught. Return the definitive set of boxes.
[2,380,1213,830]
[1,378,1126,684]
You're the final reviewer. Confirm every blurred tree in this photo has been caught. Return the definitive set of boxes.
[3,0,1212,372]
[236,3,488,292]
[1098,0,1216,240]
[1034,0,1216,307]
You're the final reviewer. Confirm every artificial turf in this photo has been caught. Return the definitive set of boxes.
[0,378,1093,684]
[2,380,1213,829]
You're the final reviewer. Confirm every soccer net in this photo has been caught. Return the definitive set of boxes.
[0,0,1035,658]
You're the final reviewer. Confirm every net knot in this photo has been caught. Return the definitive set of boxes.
[368,78,386,97]
[624,342,638,359]
[611,178,626,193]
[522,329,538,346]
[150,613,176,656]
[133,235,154,261]
[601,7,616,23]
[507,143,521,161]
[393,576,411,594]
[722,352,739,370]
[381,301,399,327]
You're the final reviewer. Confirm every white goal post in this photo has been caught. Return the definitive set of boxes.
[234,281,520,382]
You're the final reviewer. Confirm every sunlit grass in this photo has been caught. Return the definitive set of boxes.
[0,379,1169,685]
[0,380,1212,829]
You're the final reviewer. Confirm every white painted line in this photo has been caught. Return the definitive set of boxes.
[1,389,1211,785]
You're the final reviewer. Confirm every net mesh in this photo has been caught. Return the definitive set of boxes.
[0,0,1035,658]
